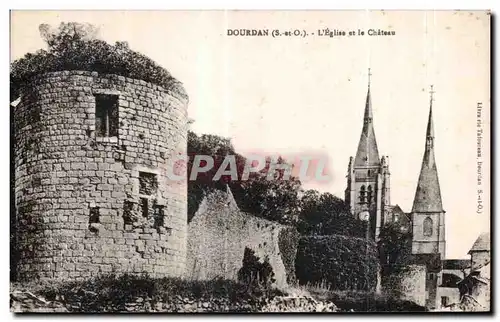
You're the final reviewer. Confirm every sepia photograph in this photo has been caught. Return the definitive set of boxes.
[9,10,491,313]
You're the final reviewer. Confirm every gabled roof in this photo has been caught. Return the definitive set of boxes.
[468,232,490,254]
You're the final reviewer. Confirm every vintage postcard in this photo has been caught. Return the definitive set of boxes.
[9,10,490,313]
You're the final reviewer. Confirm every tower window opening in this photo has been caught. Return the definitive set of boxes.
[423,217,433,236]
[367,185,373,203]
[139,172,158,195]
[153,205,165,228]
[95,94,119,137]
[141,197,149,218]
[359,185,366,203]
[89,207,100,224]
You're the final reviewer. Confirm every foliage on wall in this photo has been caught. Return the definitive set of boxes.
[10,22,186,100]
[295,235,379,291]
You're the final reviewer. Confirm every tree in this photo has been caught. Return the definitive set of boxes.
[187,130,302,225]
[187,131,239,221]
[377,223,413,275]
[39,22,100,53]
[298,191,365,237]
[231,156,302,225]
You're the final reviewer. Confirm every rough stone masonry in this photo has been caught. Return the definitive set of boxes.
[13,71,188,281]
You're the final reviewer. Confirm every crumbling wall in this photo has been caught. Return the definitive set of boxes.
[382,264,427,307]
[186,188,299,288]
[14,71,188,281]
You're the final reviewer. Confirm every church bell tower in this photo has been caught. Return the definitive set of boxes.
[411,86,446,257]
[345,69,391,240]
[410,86,446,310]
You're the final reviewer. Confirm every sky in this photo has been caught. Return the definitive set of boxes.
[10,10,490,259]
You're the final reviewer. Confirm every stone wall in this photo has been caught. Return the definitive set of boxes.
[382,264,427,307]
[10,289,337,313]
[13,71,188,281]
[186,188,299,288]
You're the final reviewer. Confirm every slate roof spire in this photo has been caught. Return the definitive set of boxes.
[412,85,444,213]
[354,68,380,167]
[468,232,490,254]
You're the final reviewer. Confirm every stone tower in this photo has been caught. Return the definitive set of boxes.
[410,86,446,309]
[345,71,391,240]
[13,71,188,281]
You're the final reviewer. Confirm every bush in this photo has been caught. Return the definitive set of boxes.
[10,22,186,101]
[237,247,275,289]
[33,273,284,312]
[295,235,379,291]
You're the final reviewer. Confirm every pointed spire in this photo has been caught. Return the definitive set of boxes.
[354,68,380,167]
[368,68,372,89]
[412,85,443,213]
[426,85,435,138]
[364,68,373,119]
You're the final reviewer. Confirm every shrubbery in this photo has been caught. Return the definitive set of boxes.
[295,235,379,291]
[30,273,284,312]
[237,247,275,289]
[377,223,414,276]
[10,22,186,101]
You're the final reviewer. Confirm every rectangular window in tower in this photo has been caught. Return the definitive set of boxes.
[139,172,158,195]
[141,197,149,218]
[95,94,119,137]
[441,296,449,307]
[89,207,100,224]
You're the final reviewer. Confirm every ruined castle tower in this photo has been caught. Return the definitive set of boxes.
[410,86,446,309]
[13,71,188,281]
[345,71,391,240]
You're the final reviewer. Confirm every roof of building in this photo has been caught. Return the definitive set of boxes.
[390,204,407,215]
[354,87,381,167]
[412,101,444,213]
[468,232,490,254]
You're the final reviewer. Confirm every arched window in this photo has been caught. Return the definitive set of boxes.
[359,185,366,203]
[423,217,433,236]
[367,185,373,204]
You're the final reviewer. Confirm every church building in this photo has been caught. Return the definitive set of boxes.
[345,72,448,310]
